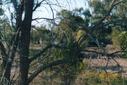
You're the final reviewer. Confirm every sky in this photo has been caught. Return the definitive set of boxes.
[32,0,89,26]
[33,0,89,18]
[1,0,89,26]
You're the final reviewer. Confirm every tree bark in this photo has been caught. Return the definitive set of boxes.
[18,0,33,85]
[19,28,30,85]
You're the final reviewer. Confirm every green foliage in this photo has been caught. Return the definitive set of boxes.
[111,27,127,50]
[49,19,89,85]
[1,0,127,85]
[118,31,127,57]
[111,28,121,49]
[118,31,127,50]
[0,19,13,46]
[111,27,127,57]
[89,0,107,15]
[57,9,85,32]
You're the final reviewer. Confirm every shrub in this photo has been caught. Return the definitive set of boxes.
[111,28,121,49]
[118,31,127,57]
[118,31,127,50]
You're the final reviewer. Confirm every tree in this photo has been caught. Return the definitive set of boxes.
[0,0,33,85]
[0,0,127,85]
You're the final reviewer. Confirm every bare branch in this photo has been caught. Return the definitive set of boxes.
[33,0,46,12]
[32,17,59,26]
[113,0,127,6]
[11,0,18,11]
[29,44,68,63]
[28,45,126,83]
[92,0,125,29]
[32,17,56,21]
[28,59,72,83]
[29,44,52,63]
[45,0,55,25]
[81,50,125,58]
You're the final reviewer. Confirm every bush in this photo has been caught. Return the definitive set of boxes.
[118,31,127,50]
[112,27,127,57]
[111,28,121,49]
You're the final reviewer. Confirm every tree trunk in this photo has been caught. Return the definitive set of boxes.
[3,32,19,81]
[19,28,30,85]
[18,0,33,85]
[3,2,23,81]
